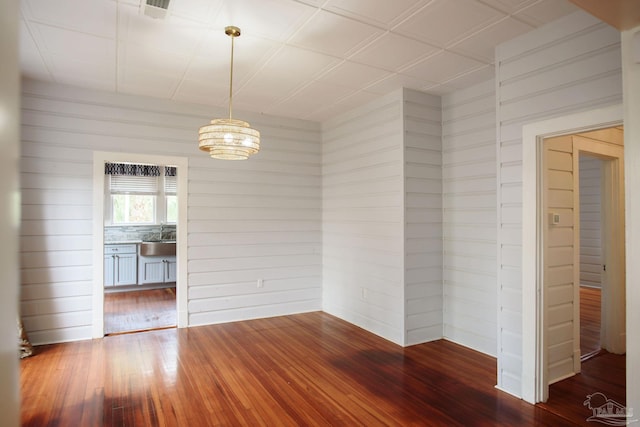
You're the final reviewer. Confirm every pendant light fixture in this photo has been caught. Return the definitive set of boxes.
[198,26,260,160]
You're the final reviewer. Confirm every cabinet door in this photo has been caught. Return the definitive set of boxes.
[165,257,177,282]
[115,253,138,286]
[139,257,166,284]
[104,255,114,287]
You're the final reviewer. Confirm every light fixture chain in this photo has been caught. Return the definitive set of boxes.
[228,32,234,120]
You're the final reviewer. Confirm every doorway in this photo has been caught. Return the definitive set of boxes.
[578,153,604,361]
[542,128,625,393]
[521,104,625,404]
[103,161,178,335]
[91,152,189,338]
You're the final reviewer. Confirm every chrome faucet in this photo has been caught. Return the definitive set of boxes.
[159,223,165,240]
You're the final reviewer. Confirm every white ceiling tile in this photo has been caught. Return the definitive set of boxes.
[172,79,228,108]
[267,80,358,118]
[315,61,393,89]
[19,19,51,81]
[401,50,485,83]
[423,83,457,95]
[309,90,381,121]
[118,3,205,56]
[291,0,325,7]
[18,0,582,122]
[213,0,317,41]
[365,73,436,94]
[514,0,579,27]
[169,0,223,23]
[325,0,426,28]
[33,24,116,66]
[400,0,506,47]
[349,32,439,71]
[22,0,116,38]
[475,0,539,14]
[449,17,534,62]
[188,33,280,86]
[182,51,229,85]
[118,68,181,99]
[288,10,383,57]
[439,63,495,88]
[48,54,116,91]
[236,45,341,102]
[120,43,190,78]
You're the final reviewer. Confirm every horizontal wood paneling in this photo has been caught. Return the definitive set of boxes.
[404,89,443,346]
[322,90,405,345]
[442,79,497,356]
[20,79,322,344]
[579,155,602,288]
[544,136,576,384]
[495,10,622,395]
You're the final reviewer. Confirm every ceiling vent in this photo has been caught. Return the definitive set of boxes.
[141,0,170,20]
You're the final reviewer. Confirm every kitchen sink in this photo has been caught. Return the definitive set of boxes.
[139,241,176,256]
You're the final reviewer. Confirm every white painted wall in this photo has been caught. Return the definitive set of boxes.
[543,135,576,384]
[322,88,443,346]
[404,89,443,346]
[579,155,602,288]
[0,0,21,424]
[20,79,322,344]
[622,24,640,422]
[322,90,405,344]
[441,79,497,356]
[496,10,622,396]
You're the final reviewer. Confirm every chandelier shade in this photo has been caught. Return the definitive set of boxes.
[199,118,260,160]
[198,26,260,160]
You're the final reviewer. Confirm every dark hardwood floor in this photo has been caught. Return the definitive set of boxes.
[539,351,626,426]
[20,312,620,426]
[104,287,176,335]
[580,286,601,359]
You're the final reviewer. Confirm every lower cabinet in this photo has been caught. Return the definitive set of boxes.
[138,256,177,285]
[104,244,138,286]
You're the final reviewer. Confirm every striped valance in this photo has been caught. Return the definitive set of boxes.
[105,163,177,177]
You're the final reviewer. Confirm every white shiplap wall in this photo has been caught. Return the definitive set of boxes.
[322,90,405,345]
[322,88,443,346]
[20,79,322,344]
[579,155,602,288]
[544,135,576,383]
[404,89,442,346]
[496,11,622,395]
[442,79,497,356]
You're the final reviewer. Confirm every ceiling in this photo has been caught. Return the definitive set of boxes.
[19,0,583,122]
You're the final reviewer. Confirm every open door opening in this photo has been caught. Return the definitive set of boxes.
[578,153,604,361]
[541,126,625,403]
[92,151,189,339]
[103,161,178,335]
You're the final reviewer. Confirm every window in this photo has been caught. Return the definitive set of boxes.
[105,163,177,225]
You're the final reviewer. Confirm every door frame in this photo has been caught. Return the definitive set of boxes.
[521,104,623,403]
[92,151,189,338]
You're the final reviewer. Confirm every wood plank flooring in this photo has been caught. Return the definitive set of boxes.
[104,288,176,335]
[580,286,601,358]
[539,351,626,426]
[20,312,619,426]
